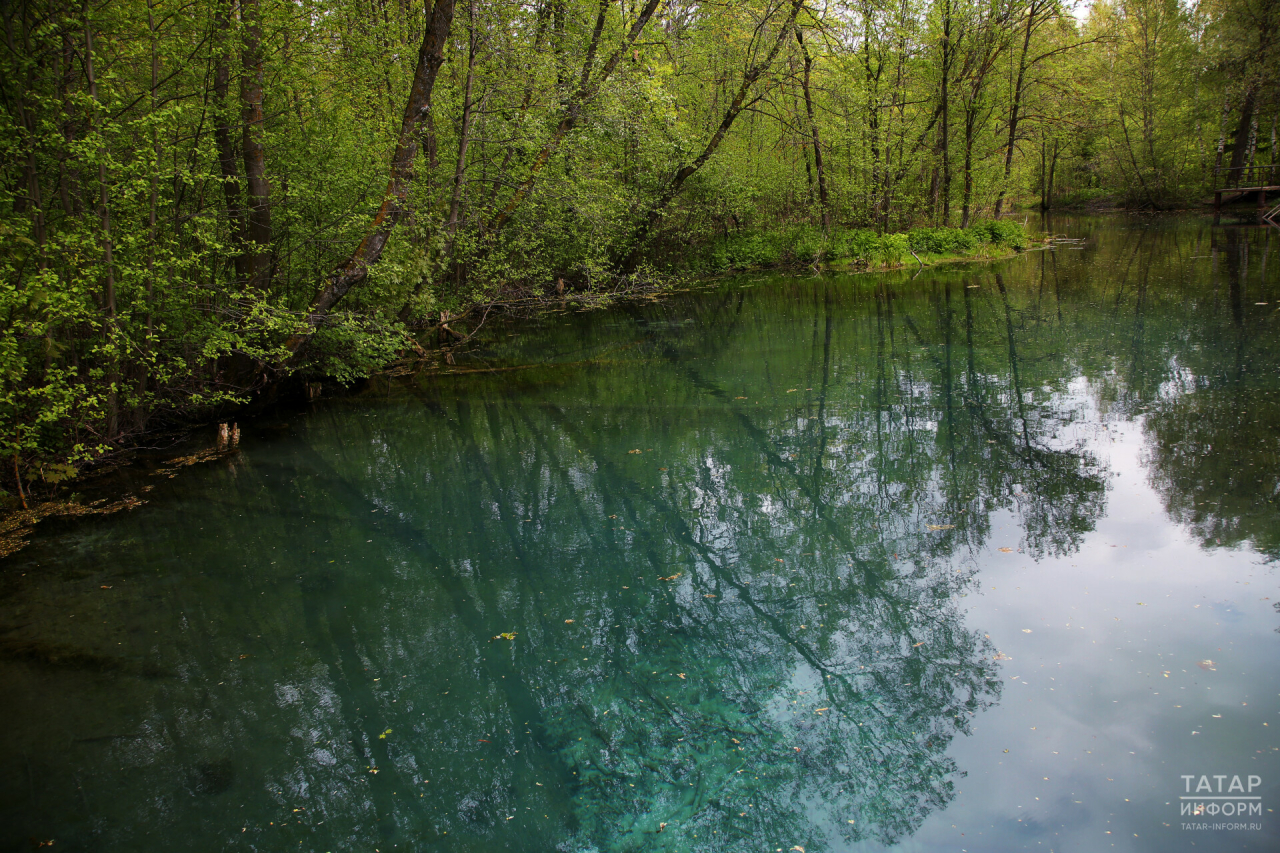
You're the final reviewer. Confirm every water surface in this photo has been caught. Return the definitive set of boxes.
[2,215,1279,852]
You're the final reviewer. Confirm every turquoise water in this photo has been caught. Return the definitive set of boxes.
[2,215,1279,852]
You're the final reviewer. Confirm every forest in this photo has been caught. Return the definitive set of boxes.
[1,0,1277,487]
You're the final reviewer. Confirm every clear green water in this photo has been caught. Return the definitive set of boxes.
[3,215,1279,852]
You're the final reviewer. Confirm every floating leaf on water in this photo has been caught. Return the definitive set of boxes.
[1022,629,1032,633]
[564,619,574,624]
[493,632,517,641]
[659,573,681,581]
[676,673,686,679]
[1197,660,1216,670]
[628,449,642,454]
[926,524,955,531]
[912,641,925,647]
[998,547,1014,553]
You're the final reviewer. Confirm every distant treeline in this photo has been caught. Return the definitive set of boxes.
[0,0,1276,486]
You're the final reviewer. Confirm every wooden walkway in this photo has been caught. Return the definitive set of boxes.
[1211,164,1280,211]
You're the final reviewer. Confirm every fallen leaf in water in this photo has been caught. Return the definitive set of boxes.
[676,673,686,679]
[735,396,747,400]
[732,738,740,744]
[659,573,681,581]
[564,619,574,624]
[100,585,112,589]
[815,707,828,715]
[993,652,1012,661]
[998,547,1014,553]
[786,389,797,393]
[1197,660,1216,670]
[658,822,667,831]
[926,524,955,531]
[791,846,806,852]
[1022,629,1032,633]
[628,449,642,454]
[913,641,925,647]
[493,632,517,641]
[1137,602,1147,606]
[703,594,716,598]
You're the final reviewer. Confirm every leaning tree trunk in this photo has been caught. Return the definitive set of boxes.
[282,0,456,361]
[797,28,830,230]
[486,0,663,233]
[624,0,804,267]
[994,0,1038,218]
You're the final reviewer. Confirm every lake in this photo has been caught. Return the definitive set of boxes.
[2,214,1278,852]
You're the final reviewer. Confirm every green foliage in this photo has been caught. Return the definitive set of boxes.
[967,221,1029,251]
[908,227,979,255]
[0,0,1257,483]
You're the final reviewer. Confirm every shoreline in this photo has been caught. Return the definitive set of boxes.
[0,225,1040,545]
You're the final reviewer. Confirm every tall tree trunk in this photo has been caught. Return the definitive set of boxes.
[1213,96,1231,181]
[446,0,479,240]
[1046,137,1058,208]
[797,28,830,230]
[961,103,975,227]
[213,1,249,284]
[240,0,273,291]
[85,8,118,440]
[140,0,160,407]
[994,0,1039,217]
[283,0,457,360]
[940,0,952,226]
[1229,83,1257,174]
[58,30,79,215]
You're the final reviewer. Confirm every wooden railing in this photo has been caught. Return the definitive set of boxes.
[1212,163,1280,191]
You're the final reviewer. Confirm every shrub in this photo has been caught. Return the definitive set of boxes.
[875,233,910,266]
[833,228,878,262]
[967,220,1028,250]
[908,227,979,255]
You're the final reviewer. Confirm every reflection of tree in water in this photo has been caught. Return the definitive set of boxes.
[0,248,1121,852]
[1141,227,1280,562]
[294,269,1108,850]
